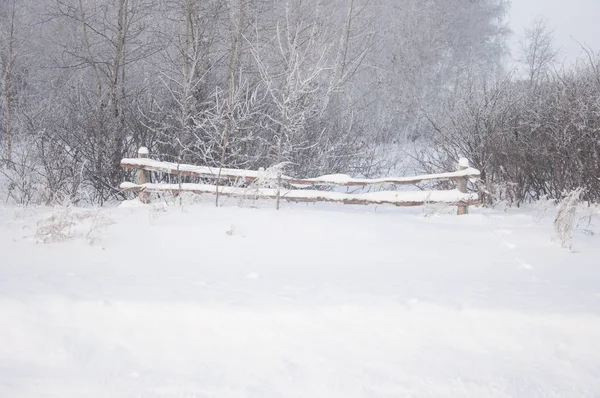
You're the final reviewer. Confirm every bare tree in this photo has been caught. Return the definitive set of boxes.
[0,0,541,207]
[519,18,558,83]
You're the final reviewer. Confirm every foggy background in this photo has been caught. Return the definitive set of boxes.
[510,0,600,64]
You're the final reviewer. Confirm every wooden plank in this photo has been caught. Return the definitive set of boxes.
[121,158,258,182]
[121,158,481,187]
[120,182,478,207]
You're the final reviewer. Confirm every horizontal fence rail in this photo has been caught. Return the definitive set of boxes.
[120,182,480,207]
[120,148,481,214]
[120,158,482,187]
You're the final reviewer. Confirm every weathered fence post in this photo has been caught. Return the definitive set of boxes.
[137,147,150,204]
[457,158,469,215]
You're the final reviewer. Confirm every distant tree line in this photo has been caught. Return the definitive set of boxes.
[2,1,597,206]
[417,20,600,204]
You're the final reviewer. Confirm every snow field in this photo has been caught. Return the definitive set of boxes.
[0,201,599,397]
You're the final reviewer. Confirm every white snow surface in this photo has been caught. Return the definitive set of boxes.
[121,157,263,179]
[296,167,480,185]
[458,157,470,168]
[1,201,599,398]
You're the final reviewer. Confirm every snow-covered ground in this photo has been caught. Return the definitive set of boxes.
[1,199,599,398]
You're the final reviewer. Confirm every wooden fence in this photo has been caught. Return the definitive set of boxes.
[120,147,481,215]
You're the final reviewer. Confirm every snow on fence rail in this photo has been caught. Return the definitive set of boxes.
[120,148,481,214]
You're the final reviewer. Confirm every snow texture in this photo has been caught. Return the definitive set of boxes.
[121,158,262,179]
[297,167,480,186]
[1,203,599,398]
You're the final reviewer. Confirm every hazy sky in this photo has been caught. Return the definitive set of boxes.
[509,0,600,65]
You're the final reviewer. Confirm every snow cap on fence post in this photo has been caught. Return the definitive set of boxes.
[137,147,150,204]
[457,158,469,215]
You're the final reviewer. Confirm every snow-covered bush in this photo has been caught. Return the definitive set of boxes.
[35,210,76,244]
[532,195,555,224]
[35,208,115,245]
[238,162,290,209]
[575,203,599,237]
[554,188,584,249]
